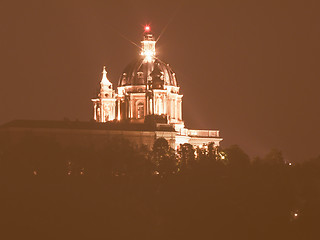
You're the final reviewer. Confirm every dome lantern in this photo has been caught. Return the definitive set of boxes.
[141,26,156,62]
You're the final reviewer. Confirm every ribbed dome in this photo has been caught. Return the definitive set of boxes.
[118,58,178,87]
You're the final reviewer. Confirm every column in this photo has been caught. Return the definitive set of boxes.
[117,99,121,121]
[101,103,105,122]
[112,101,115,120]
[179,100,182,120]
[171,98,174,120]
[129,98,133,118]
[161,96,164,115]
[93,103,97,121]
[164,96,167,115]
[175,99,179,120]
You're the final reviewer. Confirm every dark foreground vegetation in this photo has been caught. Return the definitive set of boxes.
[1,135,320,240]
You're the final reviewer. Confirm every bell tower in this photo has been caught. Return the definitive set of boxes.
[92,67,116,122]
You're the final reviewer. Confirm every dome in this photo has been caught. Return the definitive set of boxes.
[118,58,178,87]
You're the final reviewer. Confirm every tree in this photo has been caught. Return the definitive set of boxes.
[109,137,134,176]
[178,143,195,170]
[3,134,65,178]
[207,142,217,160]
[224,145,250,168]
[152,138,177,175]
[263,148,284,165]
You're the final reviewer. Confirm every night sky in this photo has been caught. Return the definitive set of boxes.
[1,0,319,162]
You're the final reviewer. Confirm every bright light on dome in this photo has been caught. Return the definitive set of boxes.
[142,50,154,62]
[145,25,150,32]
[145,55,153,62]
[145,50,152,55]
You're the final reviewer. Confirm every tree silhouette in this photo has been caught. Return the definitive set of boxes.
[152,138,177,175]
[224,144,250,168]
[263,148,285,165]
[178,143,195,170]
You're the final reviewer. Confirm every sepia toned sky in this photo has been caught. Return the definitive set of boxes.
[1,0,319,162]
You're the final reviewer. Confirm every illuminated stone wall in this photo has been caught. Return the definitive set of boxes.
[0,123,177,150]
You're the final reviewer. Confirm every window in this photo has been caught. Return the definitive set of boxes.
[137,102,144,119]
[137,72,143,78]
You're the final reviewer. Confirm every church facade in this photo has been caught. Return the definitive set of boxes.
[91,27,223,149]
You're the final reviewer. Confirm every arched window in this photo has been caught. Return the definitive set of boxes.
[137,102,144,119]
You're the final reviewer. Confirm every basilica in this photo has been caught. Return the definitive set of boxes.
[91,26,222,149]
[0,27,222,151]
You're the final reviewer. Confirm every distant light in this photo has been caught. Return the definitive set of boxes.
[289,162,292,166]
[145,25,150,32]
[291,210,300,221]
